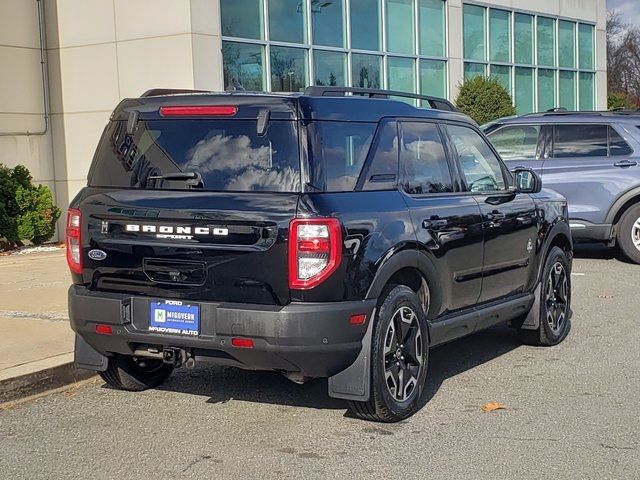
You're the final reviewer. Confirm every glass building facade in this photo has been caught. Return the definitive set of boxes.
[220,0,599,113]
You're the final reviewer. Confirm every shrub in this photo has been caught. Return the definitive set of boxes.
[455,76,517,125]
[607,92,637,111]
[0,164,60,249]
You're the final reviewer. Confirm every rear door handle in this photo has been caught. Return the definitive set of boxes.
[613,160,638,168]
[422,219,448,229]
[486,212,506,221]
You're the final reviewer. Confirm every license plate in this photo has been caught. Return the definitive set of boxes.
[149,300,199,336]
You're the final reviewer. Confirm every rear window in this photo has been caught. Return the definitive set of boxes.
[553,124,607,158]
[89,119,301,192]
[307,121,377,192]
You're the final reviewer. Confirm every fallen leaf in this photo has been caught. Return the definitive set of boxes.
[482,401,506,412]
[597,295,614,299]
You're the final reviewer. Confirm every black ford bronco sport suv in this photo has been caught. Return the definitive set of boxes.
[68,87,572,422]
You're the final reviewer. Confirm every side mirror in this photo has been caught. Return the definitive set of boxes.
[513,168,542,194]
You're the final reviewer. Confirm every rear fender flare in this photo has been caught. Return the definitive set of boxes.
[605,186,640,226]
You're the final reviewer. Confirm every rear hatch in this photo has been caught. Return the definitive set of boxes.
[74,97,301,306]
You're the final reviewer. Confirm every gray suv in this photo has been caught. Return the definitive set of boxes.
[484,111,640,264]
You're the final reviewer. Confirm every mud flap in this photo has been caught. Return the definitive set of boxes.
[519,283,541,330]
[327,308,375,402]
[74,334,108,371]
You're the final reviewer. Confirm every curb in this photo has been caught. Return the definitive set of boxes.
[0,354,96,403]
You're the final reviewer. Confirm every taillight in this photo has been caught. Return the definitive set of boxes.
[289,218,342,290]
[66,208,82,274]
[159,105,237,116]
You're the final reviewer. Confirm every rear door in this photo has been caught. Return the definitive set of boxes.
[444,123,538,303]
[541,123,638,225]
[78,112,301,306]
[398,120,484,316]
[485,123,544,174]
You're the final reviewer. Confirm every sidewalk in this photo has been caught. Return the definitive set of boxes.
[0,250,93,402]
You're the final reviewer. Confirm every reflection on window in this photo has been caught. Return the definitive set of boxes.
[352,54,382,88]
[514,13,533,65]
[515,67,534,115]
[464,62,486,80]
[491,65,511,92]
[363,122,399,191]
[537,17,555,67]
[579,24,594,70]
[559,70,576,110]
[222,41,265,91]
[538,69,556,112]
[387,0,415,54]
[268,0,306,43]
[314,50,346,86]
[312,0,344,47]
[609,126,633,156]
[221,0,263,39]
[350,0,381,50]
[401,122,452,194]
[419,0,445,57]
[463,4,486,61]
[307,121,376,192]
[489,9,510,63]
[388,57,416,103]
[420,60,446,99]
[579,72,594,110]
[553,124,607,158]
[558,20,576,69]
[448,124,506,192]
[488,125,540,161]
[270,46,308,92]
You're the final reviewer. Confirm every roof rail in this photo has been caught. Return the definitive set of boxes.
[303,86,458,112]
[522,109,640,117]
[140,88,212,97]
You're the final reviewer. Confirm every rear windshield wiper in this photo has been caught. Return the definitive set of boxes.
[148,172,204,189]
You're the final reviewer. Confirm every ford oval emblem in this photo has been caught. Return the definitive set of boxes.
[88,249,107,261]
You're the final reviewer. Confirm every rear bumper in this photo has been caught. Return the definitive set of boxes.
[69,286,376,378]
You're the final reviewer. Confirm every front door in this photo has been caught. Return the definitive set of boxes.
[444,123,538,304]
[398,120,484,316]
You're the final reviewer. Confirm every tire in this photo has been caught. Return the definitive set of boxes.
[616,203,640,264]
[99,354,174,391]
[348,285,429,422]
[519,246,571,346]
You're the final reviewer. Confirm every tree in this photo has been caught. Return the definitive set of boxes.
[607,11,640,108]
[454,76,516,125]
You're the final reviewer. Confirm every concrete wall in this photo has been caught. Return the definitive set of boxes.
[446,0,607,109]
[0,0,56,204]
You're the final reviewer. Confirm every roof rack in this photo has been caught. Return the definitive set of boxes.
[303,86,458,112]
[522,109,640,117]
[140,88,212,97]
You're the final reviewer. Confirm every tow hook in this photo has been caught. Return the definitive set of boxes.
[162,348,183,366]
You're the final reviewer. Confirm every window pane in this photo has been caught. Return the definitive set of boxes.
[363,122,399,190]
[312,0,344,47]
[559,70,576,110]
[313,50,346,86]
[221,0,263,39]
[270,46,308,92]
[352,54,382,88]
[388,57,416,101]
[609,126,633,156]
[222,41,265,91]
[491,65,511,92]
[464,62,486,80]
[268,0,306,43]
[489,9,510,62]
[579,24,594,70]
[514,13,533,65]
[579,72,594,110]
[537,69,555,112]
[350,0,381,51]
[401,122,452,194]
[515,67,534,115]
[553,124,607,158]
[420,59,446,100]
[308,121,377,191]
[448,124,506,192]
[488,125,540,161]
[558,20,576,69]
[537,17,555,67]
[387,0,415,54]
[463,4,486,61]
[419,0,445,57]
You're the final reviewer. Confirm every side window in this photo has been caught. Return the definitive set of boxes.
[487,125,541,161]
[609,126,633,156]
[362,122,399,191]
[447,124,506,192]
[400,122,453,195]
[553,124,607,158]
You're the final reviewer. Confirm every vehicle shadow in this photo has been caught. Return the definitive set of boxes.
[573,243,632,263]
[147,323,522,417]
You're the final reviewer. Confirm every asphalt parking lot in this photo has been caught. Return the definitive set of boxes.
[1,246,638,480]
